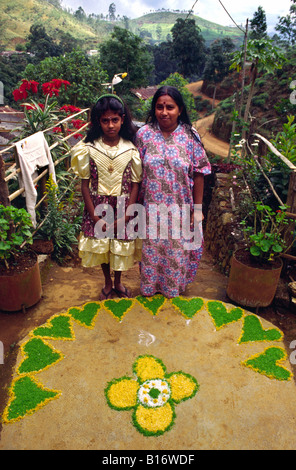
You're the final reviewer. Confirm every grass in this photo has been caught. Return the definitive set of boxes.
[0,0,244,50]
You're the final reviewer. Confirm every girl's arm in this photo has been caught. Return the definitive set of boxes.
[126,182,139,219]
[114,182,140,234]
[81,179,100,223]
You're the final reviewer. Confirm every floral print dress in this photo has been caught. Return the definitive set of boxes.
[136,122,211,297]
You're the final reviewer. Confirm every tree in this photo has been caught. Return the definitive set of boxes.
[230,37,285,139]
[108,3,116,21]
[275,0,296,48]
[58,32,80,54]
[150,41,178,84]
[26,24,63,61]
[99,27,154,91]
[171,18,206,79]
[23,49,108,107]
[250,6,267,39]
[203,38,235,107]
[74,6,86,22]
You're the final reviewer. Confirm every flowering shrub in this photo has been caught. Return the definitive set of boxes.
[12,78,86,140]
[41,79,70,97]
[13,79,70,102]
[12,79,39,101]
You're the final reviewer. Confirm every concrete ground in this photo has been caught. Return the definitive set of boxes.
[1,250,296,450]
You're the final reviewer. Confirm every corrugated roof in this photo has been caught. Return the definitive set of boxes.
[131,86,158,100]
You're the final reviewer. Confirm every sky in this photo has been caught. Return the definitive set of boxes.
[61,0,293,32]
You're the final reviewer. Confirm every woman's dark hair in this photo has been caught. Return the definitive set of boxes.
[147,86,192,126]
[85,95,137,144]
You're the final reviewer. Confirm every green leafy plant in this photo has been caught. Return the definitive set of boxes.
[0,205,33,269]
[39,175,81,263]
[240,202,294,262]
[271,115,296,164]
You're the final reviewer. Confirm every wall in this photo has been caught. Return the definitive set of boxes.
[205,172,244,275]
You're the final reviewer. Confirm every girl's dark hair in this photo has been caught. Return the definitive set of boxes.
[147,86,192,126]
[85,95,137,144]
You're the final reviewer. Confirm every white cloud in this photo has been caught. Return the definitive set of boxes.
[61,0,292,31]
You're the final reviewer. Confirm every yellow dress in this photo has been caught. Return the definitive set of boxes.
[71,137,142,271]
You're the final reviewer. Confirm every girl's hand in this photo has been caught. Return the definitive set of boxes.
[94,217,108,234]
[113,215,130,234]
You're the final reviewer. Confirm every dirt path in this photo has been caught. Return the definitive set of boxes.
[186,81,229,158]
[193,114,229,158]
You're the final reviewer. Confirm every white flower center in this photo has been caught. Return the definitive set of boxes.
[138,379,171,408]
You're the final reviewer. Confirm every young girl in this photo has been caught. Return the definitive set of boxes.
[71,94,142,299]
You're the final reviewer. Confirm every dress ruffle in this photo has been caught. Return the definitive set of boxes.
[78,233,142,271]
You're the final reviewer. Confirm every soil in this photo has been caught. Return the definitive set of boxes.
[235,248,283,270]
[0,250,37,276]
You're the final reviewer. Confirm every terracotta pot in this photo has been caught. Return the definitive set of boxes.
[0,252,42,312]
[226,249,283,308]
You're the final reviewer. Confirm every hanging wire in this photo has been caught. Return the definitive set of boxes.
[218,0,246,33]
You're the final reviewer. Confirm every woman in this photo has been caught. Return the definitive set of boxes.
[136,86,211,298]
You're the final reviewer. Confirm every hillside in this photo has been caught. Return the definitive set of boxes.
[0,0,244,50]
[128,12,244,47]
[0,0,97,49]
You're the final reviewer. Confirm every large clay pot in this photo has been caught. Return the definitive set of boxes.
[226,249,283,308]
[0,251,42,312]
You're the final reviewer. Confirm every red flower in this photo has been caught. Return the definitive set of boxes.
[19,79,39,93]
[60,104,81,114]
[13,88,28,101]
[71,118,84,129]
[19,79,31,92]
[42,79,71,97]
[52,126,62,133]
[30,81,39,94]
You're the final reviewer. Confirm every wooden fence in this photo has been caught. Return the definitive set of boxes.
[0,108,89,237]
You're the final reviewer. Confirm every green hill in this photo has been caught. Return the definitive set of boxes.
[0,0,97,49]
[128,12,244,47]
[0,0,244,51]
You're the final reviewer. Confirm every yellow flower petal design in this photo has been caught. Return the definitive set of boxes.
[168,372,199,403]
[105,378,139,410]
[133,403,175,436]
[133,355,166,383]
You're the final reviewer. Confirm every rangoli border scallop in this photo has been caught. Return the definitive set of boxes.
[1,297,293,428]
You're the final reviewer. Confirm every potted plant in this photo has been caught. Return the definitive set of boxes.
[226,202,294,308]
[0,204,42,312]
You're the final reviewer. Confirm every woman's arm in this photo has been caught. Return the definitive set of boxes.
[193,173,204,206]
[192,173,204,223]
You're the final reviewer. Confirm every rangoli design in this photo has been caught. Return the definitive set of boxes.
[1,297,293,432]
[105,355,199,436]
